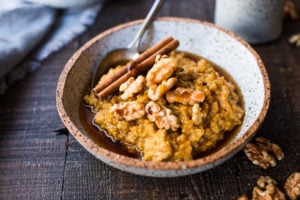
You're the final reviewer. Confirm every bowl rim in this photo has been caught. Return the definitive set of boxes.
[56,17,270,172]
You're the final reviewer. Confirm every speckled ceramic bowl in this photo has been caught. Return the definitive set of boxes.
[56,17,270,177]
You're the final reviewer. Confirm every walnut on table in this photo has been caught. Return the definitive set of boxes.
[284,172,300,200]
[243,137,284,169]
[237,194,249,200]
[289,33,300,47]
[284,0,299,20]
[145,101,180,131]
[284,0,300,47]
[252,176,286,200]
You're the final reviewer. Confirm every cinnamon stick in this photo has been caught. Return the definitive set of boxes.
[95,39,179,99]
[131,39,180,74]
[93,36,174,94]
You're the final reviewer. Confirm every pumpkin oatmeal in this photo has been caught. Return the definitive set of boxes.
[84,51,244,162]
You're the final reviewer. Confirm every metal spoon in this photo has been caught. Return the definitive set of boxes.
[91,0,166,88]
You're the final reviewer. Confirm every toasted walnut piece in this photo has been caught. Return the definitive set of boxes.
[166,87,205,105]
[110,101,145,121]
[284,0,299,20]
[256,176,278,188]
[255,137,284,161]
[145,101,180,131]
[237,194,249,200]
[192,104,203,125]
[146,55,177,86]
[284,172,300,200]
[289,33,300,47]
[119,75,146,100]
[148,77,177,101]
[253,176,286,200]
[243,137,284,169]
[145,101,161,114]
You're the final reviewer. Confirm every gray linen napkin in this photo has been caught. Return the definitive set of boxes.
[0,0,103,94]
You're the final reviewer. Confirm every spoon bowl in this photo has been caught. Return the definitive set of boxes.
[91,48,138,87]
[91,0,166,88]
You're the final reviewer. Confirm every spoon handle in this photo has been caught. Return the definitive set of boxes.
[127,0,166,50]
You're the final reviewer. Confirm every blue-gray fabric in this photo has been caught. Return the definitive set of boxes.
[0,0,103,93]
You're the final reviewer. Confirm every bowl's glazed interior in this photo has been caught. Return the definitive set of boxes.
[56,17,270,177]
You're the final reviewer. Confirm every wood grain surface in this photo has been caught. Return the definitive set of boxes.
[0,0,299,199]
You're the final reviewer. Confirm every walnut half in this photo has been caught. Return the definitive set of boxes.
[289,33,300,47]
[166,87,205,105]
[110,101,145,121]
[192,103,204,125]
[145,101,180,131]
[119,75,146,100]
[284,0,299,20]
[252,176,286,200]
[148,77,177,101]
[284,172,300,200]
[146,55,177,86]
[237,194,249,200]
[243,137,284,169]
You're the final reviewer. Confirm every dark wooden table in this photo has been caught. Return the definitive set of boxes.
[1,1,299,199]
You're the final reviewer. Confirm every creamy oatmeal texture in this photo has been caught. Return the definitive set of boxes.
[84,51,244,162]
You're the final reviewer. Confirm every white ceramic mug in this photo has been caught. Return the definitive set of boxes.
[214,0,285,44]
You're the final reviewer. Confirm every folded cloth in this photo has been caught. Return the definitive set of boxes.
[0,0,104,94]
